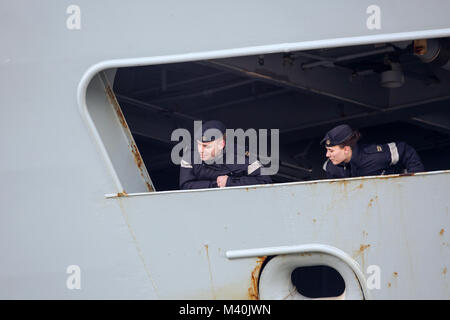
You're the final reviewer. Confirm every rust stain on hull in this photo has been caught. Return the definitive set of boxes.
[368,196,378,208]
[128,131,154,192]
[248,256,267,300]
[354,244,371,255]
[104,82,154,193]
[131,144,144,169]
[105,85,129,130]
[145,182,154,192]
[399,172,415,177]
[440,229,445,236]
[353,244,371,268]
[117,191,128,197]
[377,172,415,179]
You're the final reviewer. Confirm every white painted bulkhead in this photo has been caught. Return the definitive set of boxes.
[1,0,450,299]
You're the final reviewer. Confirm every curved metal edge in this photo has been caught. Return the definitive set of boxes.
[77,68,124,192]
[76,27,450,194]
[226,243,372,300]
[103,169,450,199]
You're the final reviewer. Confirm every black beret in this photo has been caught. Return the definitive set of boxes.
[195,120,226,142]
[320,124,354,147]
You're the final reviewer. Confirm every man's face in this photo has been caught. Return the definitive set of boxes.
[326,145,349,165]
[197,138,225,161]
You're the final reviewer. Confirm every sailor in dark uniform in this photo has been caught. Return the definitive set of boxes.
[179,120,272,189]
[321,124,424,179]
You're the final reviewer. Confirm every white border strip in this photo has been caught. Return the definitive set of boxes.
[388,142,400,165]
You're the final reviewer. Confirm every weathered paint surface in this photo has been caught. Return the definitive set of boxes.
[248,257,267,300]
[112,171,450,299]
[1,0,450,299]
[101,73,155,193]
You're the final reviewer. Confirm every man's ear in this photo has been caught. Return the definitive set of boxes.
[344,145,351,153]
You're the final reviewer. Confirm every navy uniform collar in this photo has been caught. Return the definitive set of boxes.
[334,144,361,170]
[349,143,363,167]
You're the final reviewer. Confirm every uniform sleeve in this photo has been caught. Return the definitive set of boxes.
[387,142,424,173]
[226,174,272,187]
[179,163,217,190]
[225,160,272,187]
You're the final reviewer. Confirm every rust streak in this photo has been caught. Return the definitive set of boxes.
[105,84,153,191]
[145,182,154,192]
[117,191,128,197]
[399,172,415,177]
[105,86,129,129]
[393,272,398,277]
[248,256,266,300]
[115,105,129,129]
[340,180,350,189]
[368,196,378,208]
[299,252,312,256]
[376,173,416,180]
[443,267,447,275]
[359,244,371,253]
[353,244,371,268]
[105,83,153,191]
[440,229,445,236]
[131,143,143,169]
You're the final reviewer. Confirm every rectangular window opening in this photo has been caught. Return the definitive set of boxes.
[87,37,450,193]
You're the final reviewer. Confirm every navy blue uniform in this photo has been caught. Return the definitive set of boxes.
[179,149,272,189]
[323,142,424,179]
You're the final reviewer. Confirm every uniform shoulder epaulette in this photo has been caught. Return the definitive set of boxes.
[363,144,384,154]
[180,159,193,168]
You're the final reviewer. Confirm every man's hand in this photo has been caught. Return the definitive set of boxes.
[216,175,228,188]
